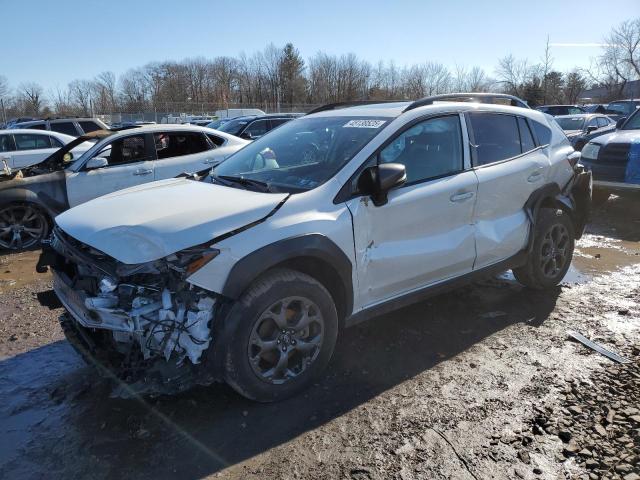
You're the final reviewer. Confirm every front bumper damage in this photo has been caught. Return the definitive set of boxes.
[39,227,221,397]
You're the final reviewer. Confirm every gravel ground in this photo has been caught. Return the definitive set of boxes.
[0,197,638,480]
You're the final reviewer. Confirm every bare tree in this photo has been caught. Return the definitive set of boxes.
[540,36,554,103]
[68,79,93,116]
[18,82,44,116]
[0,75,9,99]
[495,55,538,97]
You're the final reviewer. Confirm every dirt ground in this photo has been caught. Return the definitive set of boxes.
[0,197,639,480]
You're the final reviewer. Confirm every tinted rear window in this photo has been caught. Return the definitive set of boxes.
[78,121,102,133]
[531,120,552,146]
[50,122,78,136]
[468,113,521,165]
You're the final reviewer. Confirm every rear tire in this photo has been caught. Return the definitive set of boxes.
[514,208,575,289]
[223,268,338,402]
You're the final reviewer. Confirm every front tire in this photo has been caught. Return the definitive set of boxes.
[223,268,338,402]
[514,208,575,289]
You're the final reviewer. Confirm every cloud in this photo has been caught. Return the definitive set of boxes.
[549,43,614,48]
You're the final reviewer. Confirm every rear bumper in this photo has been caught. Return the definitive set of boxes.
[566,167,592,238]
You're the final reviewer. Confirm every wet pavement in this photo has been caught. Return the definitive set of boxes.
[0,196,639,479]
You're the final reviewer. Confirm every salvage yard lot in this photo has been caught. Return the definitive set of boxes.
[1,197,639,479]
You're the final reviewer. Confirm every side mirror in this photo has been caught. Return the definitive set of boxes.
[616,117,627,129]
[586,125,598,133]
[357,162,406,206]
[85,157,109,170]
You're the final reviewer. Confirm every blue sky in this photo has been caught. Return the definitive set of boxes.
[2,0,638,91]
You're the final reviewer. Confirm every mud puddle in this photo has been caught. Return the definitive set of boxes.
[0,250,49,293]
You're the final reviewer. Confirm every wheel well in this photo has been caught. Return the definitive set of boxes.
[539,197,572,220]
[271,256,349,326]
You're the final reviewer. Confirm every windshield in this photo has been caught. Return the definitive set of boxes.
[207,119,229,130]
[213,116,390,193]
[556,117,585,131]
[621,109,640,130]
[607,102,635,116]
[218,117,252,136]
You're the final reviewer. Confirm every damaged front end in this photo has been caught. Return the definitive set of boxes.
[39,227,221,397]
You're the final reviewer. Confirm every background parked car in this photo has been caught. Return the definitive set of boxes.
[0,125,248,250]
[580,107,640,206]
[402,92,530,109]
[536,105,586,116]
[582,104,608,114]
[553,114,616,150]
[0,129,92,173]
[215,113,304,140]
[603,99,640,121]
[13,117,109,136]
[2,117,38,129]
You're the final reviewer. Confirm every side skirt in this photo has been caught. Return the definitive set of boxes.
[344,250,528,328]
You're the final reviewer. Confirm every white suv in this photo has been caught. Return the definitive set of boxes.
[40,100,591,401]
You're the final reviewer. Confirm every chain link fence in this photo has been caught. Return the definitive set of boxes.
[95,103,321,126]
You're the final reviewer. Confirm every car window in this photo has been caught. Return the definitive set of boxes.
[269,118,292,129]
[378,115,462,184]
[518,117,536,152]
[213,115,390,193]
[596,117,609,128]
[96,135,148,167]
[586,118,598,128]
[468,113,521,165]
[621,110,640,130]
[13,133,52,150]
[244,119,270,138]
[530,120,552,146]
[50,122,78,136]
[568,107,583,115]
[0,135,16,152]
[607,102,634,116]
[206,134,225,147]
[20,122,45,130]
[49,136,64,148]
[555,117,585,131]
[78,121,102,134]
[154,132,210,159]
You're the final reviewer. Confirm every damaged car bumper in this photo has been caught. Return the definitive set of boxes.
[39,227,221,395]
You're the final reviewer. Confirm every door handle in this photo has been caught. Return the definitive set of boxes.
[450,191,475,202]
[133,169,153,176]
[527,171,543,183]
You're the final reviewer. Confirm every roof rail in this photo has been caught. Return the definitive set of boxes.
[306,100,400,115]
[403,93,529,112]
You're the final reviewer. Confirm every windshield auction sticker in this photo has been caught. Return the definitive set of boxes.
[343,120,386,128]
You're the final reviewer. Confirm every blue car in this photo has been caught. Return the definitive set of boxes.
[580,109,640,205]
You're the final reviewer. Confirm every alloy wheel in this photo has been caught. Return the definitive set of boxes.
[539,223,570,279]
[0,205,47,250]
[248,296,324,385]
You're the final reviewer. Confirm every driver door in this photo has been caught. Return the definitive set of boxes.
[66,133,156,207]
[346,114,478,309]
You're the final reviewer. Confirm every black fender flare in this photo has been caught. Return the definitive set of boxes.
[524,173,591,251]
[221,233,354,319]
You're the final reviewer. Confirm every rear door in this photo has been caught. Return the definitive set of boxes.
[151,131,223,179]
[9,133,58,169]
[66,133,156,207]
[468,112,550,269]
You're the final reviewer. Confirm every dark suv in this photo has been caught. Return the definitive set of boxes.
[213,113,303,140]
[14,117,109,137]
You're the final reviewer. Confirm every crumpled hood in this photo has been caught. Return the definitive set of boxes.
[55,178,288,264]
[591,130,640,145]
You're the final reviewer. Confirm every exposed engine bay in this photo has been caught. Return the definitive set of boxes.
[41,227,220,396]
